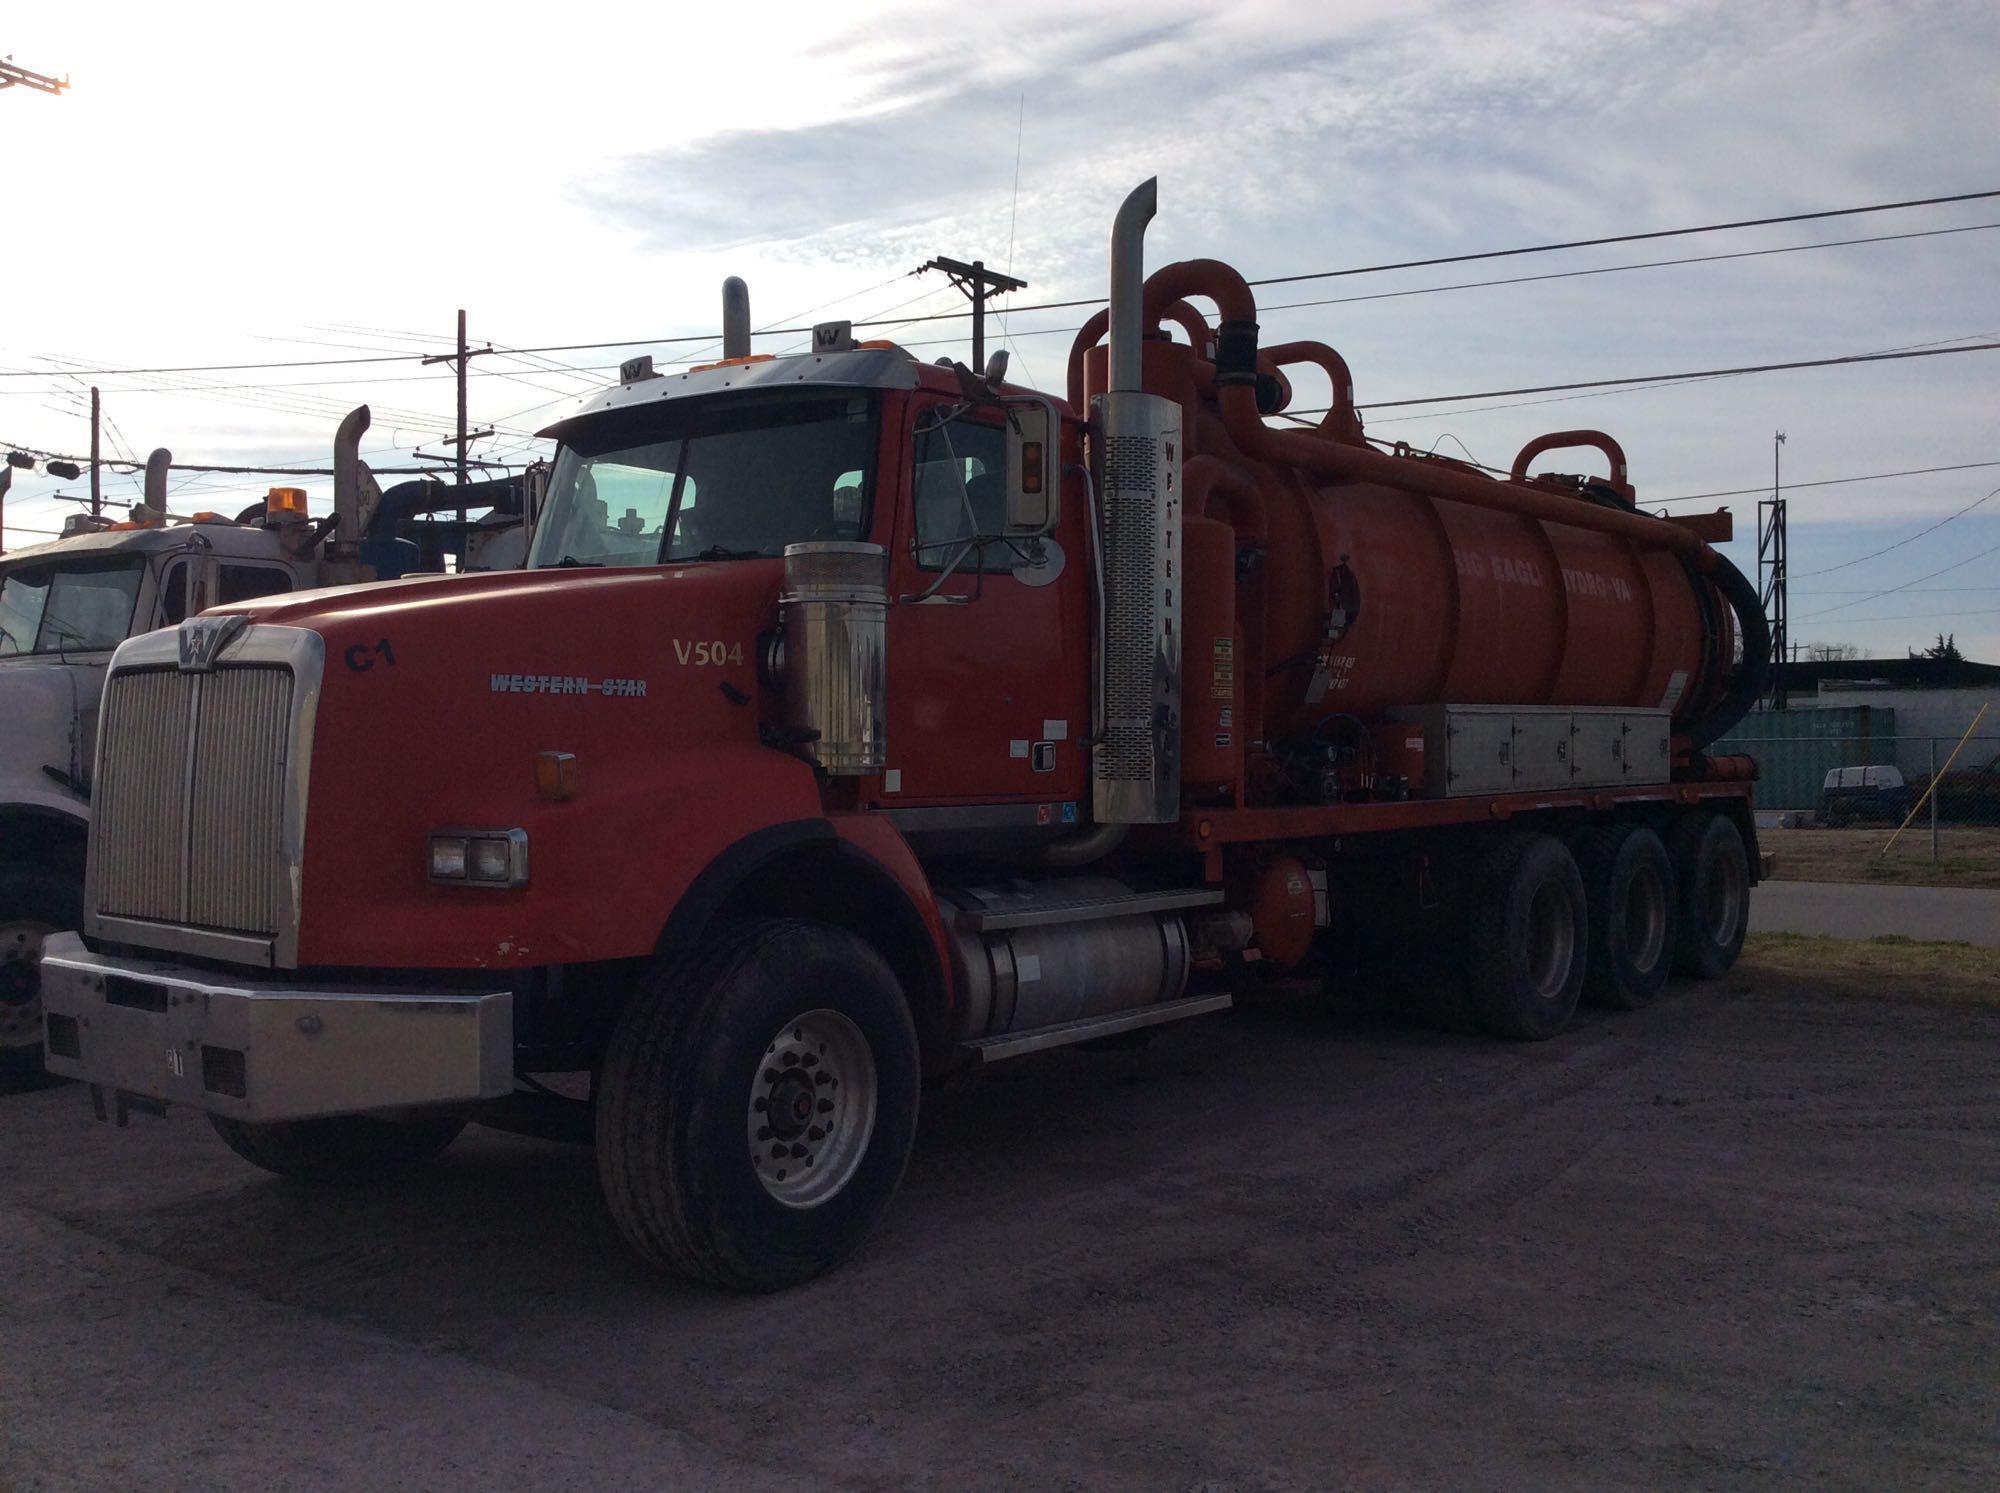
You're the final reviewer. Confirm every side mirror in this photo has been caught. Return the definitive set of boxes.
[1003,399,1060,535]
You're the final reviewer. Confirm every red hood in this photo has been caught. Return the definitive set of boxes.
[252,561,828,969]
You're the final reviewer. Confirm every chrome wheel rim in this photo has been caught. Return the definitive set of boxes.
[1526,884,1576,1000]
[1625,865,1668,972]
[0,920,49,1051]
[748,1009,877,1209]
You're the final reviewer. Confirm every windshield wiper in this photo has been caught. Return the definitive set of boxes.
[685,545,764,562]
[550,554,604,568]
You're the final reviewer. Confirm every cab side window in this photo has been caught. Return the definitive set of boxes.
[158,563,189,625]
[911,418,1011,572]
[217,565,292,605]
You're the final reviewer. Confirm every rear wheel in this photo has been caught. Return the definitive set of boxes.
[595,918,920,1292]
[1571,824,1677,1011]
[0,862,83,1092]
[208,1113,466,1181]
[1666,811,1750,978]
[1464,833,1587,1041]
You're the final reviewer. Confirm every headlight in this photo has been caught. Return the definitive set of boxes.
[428,829,529,888]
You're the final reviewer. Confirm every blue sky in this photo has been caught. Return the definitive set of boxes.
[4,0,1997,658]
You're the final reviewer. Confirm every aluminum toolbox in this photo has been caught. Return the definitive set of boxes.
[1401,704,1672,798]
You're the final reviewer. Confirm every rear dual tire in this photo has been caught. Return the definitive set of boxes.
[1667,811,1750,979]
[1464,833,1588,1041]
[1571,824,1677,1011]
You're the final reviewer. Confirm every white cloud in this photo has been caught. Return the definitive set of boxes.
[4,0,1998,655]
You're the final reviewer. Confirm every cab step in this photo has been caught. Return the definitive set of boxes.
[961,992,1233,1063]
[953,886,1221,932]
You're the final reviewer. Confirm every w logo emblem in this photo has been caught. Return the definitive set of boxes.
[178,614,248,672]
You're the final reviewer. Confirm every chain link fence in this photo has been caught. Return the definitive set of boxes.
[1715,730,2000,883]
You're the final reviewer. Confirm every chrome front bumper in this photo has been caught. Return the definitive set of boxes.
[39,933,513,1123]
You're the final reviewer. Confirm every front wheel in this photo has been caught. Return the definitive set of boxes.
[0,861,83,1092]
[595,919,920,1292]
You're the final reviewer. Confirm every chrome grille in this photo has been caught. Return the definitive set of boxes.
[94,670,194,924]
[189,669,294,934]
[95,664,295,937]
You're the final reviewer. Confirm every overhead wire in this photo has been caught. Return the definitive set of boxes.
[1793,520,2000,620]
[11,185,1999,381]
[1653,458,2000,505]
[1788,486,2000,578]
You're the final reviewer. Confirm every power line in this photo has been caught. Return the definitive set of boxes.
[1789,486,2000,579]
[1654,459,2000,505]
[1318,339,2000,412]
[1795,585,2000,595]
[13,186,1998,381]
[1793,605,2000,626]
[1243,220,2000,317]
[1794,523,2000,619]
[1244,187,2000,288]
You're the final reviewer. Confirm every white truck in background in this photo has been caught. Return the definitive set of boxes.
[0,408,536,1086]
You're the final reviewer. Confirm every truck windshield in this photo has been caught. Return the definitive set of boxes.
[0,558,146,656]
[529,393,876,568]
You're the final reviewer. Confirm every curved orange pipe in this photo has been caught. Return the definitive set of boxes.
[1129,258,1712,566]
[1510,430,1633,500]
[1263,340,1362,442]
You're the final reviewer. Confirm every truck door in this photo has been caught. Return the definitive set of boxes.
[881,403,1090,817]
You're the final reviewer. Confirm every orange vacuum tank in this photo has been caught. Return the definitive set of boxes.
[1252,476,1726,743]
[1079,333,1741,751]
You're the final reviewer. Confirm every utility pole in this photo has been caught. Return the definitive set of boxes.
[921,257,1026,376]
[0,57,69,96]
[89,387,102,518]
[421,310,495,535]
[1757,431,1788,711]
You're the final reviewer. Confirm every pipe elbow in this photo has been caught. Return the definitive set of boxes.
[1510,429,1631,496]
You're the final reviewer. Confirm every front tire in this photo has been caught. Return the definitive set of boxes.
[1666,811,1750,979]
[0,861,83,1092]
[208,1113,466,1181]
[595,919,920,1292]
[1464,832,1587,1041]
[1571,824,1677,1011]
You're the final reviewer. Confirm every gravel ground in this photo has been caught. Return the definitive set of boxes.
[2,972,1995,1491]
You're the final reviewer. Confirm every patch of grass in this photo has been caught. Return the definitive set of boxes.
[1761,826,2000,890]
[1735,931,2000,1008]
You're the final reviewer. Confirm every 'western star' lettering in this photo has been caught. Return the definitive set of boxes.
[490,673,647,697]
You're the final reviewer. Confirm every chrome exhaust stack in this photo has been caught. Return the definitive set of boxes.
[722,276,751,359]
[140,448,172,518]
[1091,178,1184,825]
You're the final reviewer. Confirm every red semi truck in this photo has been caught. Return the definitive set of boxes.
[43,182,1767,1290]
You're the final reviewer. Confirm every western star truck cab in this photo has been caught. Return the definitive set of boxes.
[43,184,1766,1290]
[0,418,530,1086]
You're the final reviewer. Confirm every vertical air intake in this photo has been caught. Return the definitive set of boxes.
[779,542,888,775]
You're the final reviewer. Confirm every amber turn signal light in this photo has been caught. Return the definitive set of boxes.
[534,750,578,801]
[1020,443,1044,493]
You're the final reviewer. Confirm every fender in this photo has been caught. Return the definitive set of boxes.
[654,812,955,1055]
[0,802,90,868]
